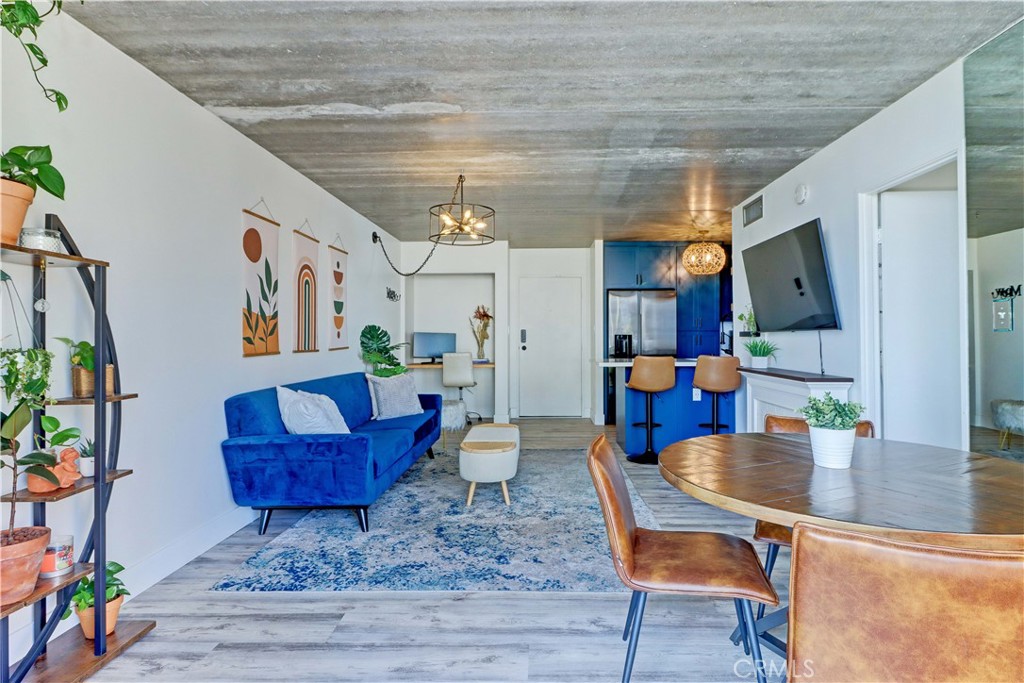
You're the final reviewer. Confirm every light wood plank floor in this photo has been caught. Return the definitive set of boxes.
[91,419,787,682]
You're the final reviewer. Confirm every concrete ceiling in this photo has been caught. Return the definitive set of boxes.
[70,1,1023,247]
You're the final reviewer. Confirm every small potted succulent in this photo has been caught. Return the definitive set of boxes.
[799,392,866,469]
[743,338,778,369]
[77,438,96,477]
[55,337,114,398]
[62,561,130,639]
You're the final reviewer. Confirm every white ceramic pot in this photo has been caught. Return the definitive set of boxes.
[809,427,856,469]
[78,457,95,478]
[751,356,769,369]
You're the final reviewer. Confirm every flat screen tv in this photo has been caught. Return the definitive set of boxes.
[741,218,841,331]
[412,332,457,362]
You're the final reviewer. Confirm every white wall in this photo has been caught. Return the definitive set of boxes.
[590,241,605,425]
[508,249,592,419]
[731,63,967,434]
[1,16,401,654]
[970,228,1024,428]
[406,273,496,417]
[401,241,510,422]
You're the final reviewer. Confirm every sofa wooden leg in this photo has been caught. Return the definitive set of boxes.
[355,506,369,532]
[258,509,273,535]
[427,446,435,459]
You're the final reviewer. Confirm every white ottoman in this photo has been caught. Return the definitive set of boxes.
[459,424,521,506]
[992,399,1024,449]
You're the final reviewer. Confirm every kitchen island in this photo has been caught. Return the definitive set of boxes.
[598,358,737,458]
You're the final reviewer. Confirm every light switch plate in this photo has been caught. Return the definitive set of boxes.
[692,388,702,401]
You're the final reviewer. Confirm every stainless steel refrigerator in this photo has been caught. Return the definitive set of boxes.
[607,289,677,357]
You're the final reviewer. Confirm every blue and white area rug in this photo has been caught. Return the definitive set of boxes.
[213,448,659,592]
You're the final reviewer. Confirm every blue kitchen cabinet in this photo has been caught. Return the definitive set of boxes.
[677,329,720,358]
[605,244,640,289]
[604,243,677,289]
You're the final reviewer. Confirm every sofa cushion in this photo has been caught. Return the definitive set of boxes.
[351,427,415,477]
[277,387,350,435]
[357,409,438,444]
[286,373,373,428]
[365,373,424,420]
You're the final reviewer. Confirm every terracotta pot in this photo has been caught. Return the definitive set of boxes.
[0,526,51,606]
[72,364,115,398]
[76,594,123,639]
[27,467,60,493]
[1,179,35,245]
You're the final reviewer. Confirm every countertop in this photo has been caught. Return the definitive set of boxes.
[597,357,699,368]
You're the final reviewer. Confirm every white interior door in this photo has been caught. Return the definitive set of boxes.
[519,277,583,416]
[879,191,962,448]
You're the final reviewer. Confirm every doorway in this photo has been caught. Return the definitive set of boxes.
[518,276,583,416]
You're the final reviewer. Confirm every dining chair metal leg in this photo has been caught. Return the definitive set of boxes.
[740,599,768,683]
[622,591,647,683]
[732,599,750,654]
[756,543,781,620]
[623,590,640,641]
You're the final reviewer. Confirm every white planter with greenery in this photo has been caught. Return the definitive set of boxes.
[799,393,866,469]
[743,338,778,369]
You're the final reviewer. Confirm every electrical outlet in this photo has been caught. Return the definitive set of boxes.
[692,388,702,401]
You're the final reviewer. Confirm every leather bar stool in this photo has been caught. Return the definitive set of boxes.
[625,356,676,465]
[788,522,1024,682]
[693,355,741,434]
[587,435,778,683]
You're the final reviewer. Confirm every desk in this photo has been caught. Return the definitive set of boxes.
[407,362,495,369]
[659,433,1024,536]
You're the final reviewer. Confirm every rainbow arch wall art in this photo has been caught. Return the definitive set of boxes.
[293,229,320,352]
[329,244,349,350]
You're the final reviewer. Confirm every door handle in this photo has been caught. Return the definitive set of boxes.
[520,329,527,343]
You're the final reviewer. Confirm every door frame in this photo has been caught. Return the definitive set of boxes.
[856,146,969,448]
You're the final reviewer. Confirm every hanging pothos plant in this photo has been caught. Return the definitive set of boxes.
[1,1,84,111]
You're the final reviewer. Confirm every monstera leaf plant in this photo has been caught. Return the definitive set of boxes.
[359,325,408,377]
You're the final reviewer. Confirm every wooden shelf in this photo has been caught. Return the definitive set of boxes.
[0,564,94,619]
[0,243,108,268]
[49,393,138,406]
[23,619,156,683]
[2,470,133,503]
[408,362,496,369]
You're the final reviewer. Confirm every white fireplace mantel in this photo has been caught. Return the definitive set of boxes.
[739,367,854,433]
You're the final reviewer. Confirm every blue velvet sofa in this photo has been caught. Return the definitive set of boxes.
[221,372,441,533]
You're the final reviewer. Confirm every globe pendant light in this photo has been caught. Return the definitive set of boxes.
[681,233,726,275]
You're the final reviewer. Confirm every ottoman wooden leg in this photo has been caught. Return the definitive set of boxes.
[501,480,511,506]
[466,481,477,507]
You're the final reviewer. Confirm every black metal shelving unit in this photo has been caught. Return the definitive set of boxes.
[1,215,154,683]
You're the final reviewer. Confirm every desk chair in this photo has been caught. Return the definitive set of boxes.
[788,522,1024,682]
[693,355,741,434]
[625,356,676,465]
[442,352,481,427]
[588,435,778,683]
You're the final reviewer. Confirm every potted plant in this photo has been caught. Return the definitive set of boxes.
[62,561,130,639]
[1,146,65,245]
[359,325,408,377]
[470,305,493,360]
[55,337,114,398]
[799,392,866,469]
[24,416,81,493]
[0,347,59,606]
[737,305,758,337]
[743,338,778,369]
[77,437,95,477]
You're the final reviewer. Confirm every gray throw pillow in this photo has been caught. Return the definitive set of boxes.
[365,373,424,420]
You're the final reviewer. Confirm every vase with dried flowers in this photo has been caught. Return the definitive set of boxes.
[470,306,493,360]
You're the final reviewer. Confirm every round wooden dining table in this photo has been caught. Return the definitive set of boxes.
[659,433,1024,537]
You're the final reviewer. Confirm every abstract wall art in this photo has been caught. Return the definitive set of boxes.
[329,244,349,350]
[293,230,320,352]
[242,209,281,357]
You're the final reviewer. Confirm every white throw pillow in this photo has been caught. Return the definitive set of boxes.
[277,386,350,434]
[364,373,424,420]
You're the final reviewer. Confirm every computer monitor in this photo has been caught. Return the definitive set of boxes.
[412,332,457,363]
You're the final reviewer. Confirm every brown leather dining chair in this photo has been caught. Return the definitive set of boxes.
[788,522,1024,682]
[625,355,676,465]
[587,435,778,683]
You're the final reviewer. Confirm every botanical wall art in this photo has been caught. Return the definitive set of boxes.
[329,244,349,350]
[293,230,319,352]
[241,209,280,357]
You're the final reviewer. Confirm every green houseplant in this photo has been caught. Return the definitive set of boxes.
[737,305,758,337]
[1,1,82,112]
[62,560,129,639]
[0,347,60,606]
[1,145,66,244]
[55,336,114,398]
[77,437,95,477]
[743,338,778,369]
[359,325,408,377]
[799,392,866,469]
